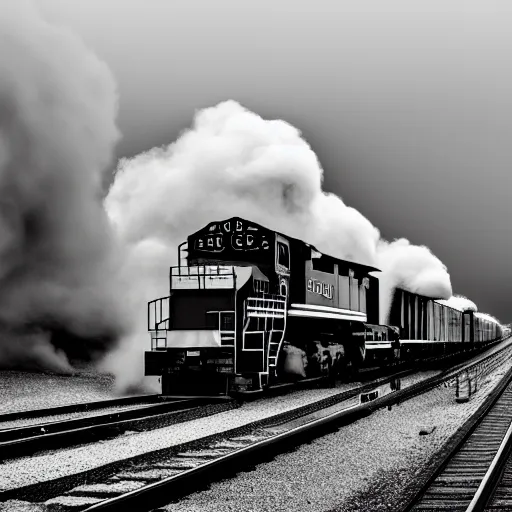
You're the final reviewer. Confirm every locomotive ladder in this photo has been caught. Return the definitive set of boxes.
[148,297,170,350]
[268,322,284,367]
[245,295,287,377]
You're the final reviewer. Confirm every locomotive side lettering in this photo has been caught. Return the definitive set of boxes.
[307,278,334,300]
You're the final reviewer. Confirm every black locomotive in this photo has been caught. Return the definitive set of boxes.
[145,217,503,394]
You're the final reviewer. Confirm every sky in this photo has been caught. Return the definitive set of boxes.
[37,0,512,322]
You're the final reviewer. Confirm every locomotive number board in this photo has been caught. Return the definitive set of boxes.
[192,219,272,254]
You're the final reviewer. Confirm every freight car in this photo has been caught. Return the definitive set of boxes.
[145,217,503,395]
[385,290,502,361]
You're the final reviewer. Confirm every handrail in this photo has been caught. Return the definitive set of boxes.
[169,265,236,290]
[177,242,187,272]
[148,296,170,331]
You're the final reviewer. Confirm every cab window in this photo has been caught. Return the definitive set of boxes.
[312,256,334,274]
[277,242,289,269]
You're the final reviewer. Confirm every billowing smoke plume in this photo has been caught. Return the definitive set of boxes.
[107,100,380,264]
[376,239,452,323]
[0,2,124,371]
[105,100,381,387]
[438,295,477,312]
[0,8,500,385]
[105,100,458,387]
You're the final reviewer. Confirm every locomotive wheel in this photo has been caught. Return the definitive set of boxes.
[336,343,351,382]
[266,363,278,387]
[326,359,339,387]
[345,341,365,375]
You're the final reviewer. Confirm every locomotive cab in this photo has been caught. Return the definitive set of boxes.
[146,218,292,394]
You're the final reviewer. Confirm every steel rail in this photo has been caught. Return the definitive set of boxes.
[0,394,161,423]
[0,397,222,460]
[81,395,395,511]
[0,368,417,505]
[402,355,512,512]
[2,337,510,509]
[465,413,512,511]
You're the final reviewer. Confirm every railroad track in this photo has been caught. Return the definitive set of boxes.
[405,362,512,511]
[0,394,161,424]
[31,375,415,511]
[484,430,512,511]
[1,338,510,511]
[1,338,505,512]
[0,396,232,461]
[0,368,415,506]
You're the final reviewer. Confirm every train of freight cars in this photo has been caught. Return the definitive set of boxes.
[145,217,504,395]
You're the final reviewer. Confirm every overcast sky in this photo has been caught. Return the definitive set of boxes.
[38,0,512,322]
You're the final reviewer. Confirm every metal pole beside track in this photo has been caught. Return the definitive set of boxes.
[456,370,470,403]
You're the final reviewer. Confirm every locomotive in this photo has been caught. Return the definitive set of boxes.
[145,217,503,395]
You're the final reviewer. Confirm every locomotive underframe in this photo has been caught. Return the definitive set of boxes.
[145,310,397,395]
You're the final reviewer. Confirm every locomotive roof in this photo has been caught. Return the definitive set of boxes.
[188,216,381,274]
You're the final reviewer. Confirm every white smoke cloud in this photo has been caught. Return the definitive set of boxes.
[0,1,124,371]
[475,312,500,324]
[105,100,382,383]
[438,295,477,312]
[375,238,452,323]
[105,100,460,386]
[107,100,380,264]
[99,237,170,391]
[0,6,500,385]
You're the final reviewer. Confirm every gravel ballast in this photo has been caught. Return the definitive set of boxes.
[1,342,510,511]
[150,361,512,512]
[0,371,145,415]
[0,373,440,492]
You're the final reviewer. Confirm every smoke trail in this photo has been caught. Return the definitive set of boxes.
[105,100,382,388]
[0,1,124,371]
[475,312,500,324]
[376,238,452,323]
[438,295,477,312]
[107,100,380,265]
[106,100,457,387]
[0,8,499,385]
